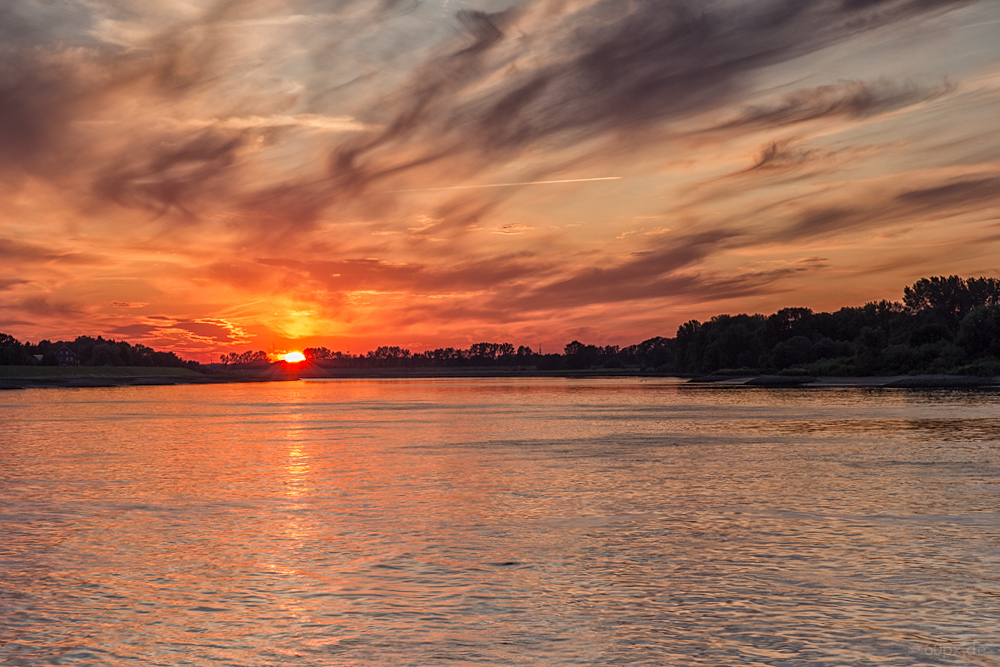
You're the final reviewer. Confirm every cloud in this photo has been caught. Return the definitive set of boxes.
[208,114,370,132]
[254,252,548,294]
[172,318,250,344]
[109,316,251,346]
[0,0,979,229]
[0,278,29,291]
[15,296,85,319]
[740,140,827,175]
[779,174,1000,241]
[0,238,101,264]
[282,228,765,324]
[895,177,1000,209]
[327,0,974,200]
[109,323,159,337]
[92,130,246,218]
[382,264,813,330]
[715,79,953,132]
[507,229,744,310]
[493,223,535,235]
[0,49,85,177]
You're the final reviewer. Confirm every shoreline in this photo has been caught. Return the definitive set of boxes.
[2,366,999,390]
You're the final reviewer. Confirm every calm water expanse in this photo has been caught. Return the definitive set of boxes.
[2,378,999,666]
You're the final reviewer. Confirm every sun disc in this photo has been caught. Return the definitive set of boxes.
[283,351,306,363]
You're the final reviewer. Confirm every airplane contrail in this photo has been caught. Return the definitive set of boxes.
[381,176,623,193]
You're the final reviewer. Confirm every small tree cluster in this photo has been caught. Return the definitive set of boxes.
[219,350,270,366]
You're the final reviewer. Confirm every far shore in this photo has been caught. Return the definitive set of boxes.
[2,365,999,390]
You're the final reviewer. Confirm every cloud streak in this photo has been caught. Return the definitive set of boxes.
[715,78,954,131]
[384,176,623,193]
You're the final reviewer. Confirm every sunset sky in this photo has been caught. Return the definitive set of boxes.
[2,0,999,361]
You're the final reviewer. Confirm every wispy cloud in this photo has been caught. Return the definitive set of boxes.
[713,79,954,132]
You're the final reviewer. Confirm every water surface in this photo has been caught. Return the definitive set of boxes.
[2,379,998,665]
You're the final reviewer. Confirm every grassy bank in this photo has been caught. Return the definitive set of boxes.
[0,366,204,379]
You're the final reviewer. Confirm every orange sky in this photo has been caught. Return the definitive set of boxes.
[2,0,999,362]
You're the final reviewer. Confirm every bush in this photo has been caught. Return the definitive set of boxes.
[956,357,1000,377]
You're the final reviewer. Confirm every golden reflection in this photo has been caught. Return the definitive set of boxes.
[285,444,310,498]
[283,411,311,499]
[282,413,312,549]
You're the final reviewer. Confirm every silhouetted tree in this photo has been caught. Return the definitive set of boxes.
[957,305,1000,358]
[0,333,30,365]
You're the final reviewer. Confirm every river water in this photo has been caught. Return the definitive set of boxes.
[1,378,998,666]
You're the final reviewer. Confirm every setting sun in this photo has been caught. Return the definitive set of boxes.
[283,352,306,363]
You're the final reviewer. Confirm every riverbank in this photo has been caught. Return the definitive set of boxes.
[2,365,1000,390]
[0,365,289,389]
[688,373,1000,388]
[0,365,666,389]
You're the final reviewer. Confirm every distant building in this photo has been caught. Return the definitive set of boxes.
[56,345,79,366]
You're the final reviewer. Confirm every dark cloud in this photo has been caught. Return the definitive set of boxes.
[780,175,1000,240]
[0,49,85,176]
[715,79,952,132]
[505,229,746,310]
[0,238,101,264]
[0,2,98,47]
[93,130,246,218]
[109,323,159,337]
[456,9,510,54]
[745,140,825,173]
[0,316,34,329]
[787,207,863,239]
[1,0,460,232]
[235,180,341,239]
[0,1,226,181]
[895,177,1000,209]
[16,296,84,319]
[0,278,29,291]
[329,0,973,196]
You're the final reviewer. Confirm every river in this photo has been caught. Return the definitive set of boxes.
[1,378,998,665]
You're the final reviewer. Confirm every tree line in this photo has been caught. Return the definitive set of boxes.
[3,276,1000,376]
[296,275,1000,376]
[0,335,198,369]
[662,275,1000,377]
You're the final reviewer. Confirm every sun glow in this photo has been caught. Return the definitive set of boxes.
[283,351,306,363]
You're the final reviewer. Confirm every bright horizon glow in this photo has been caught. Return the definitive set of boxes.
[283,352,306,363]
